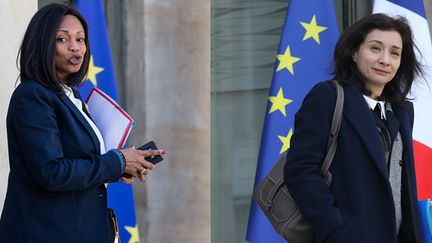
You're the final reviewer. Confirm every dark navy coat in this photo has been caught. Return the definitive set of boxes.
[0,80,123,243]
[284,81,424,243]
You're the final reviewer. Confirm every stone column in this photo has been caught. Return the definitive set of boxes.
[0,0,37,211]
[119,1,210,242]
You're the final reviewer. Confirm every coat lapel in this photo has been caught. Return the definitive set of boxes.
[392,102,423,240]
[392,103,414,169]
[343,84,389,178]
[72,89,93,119]
[58,91,101,154]
[385,109,400,143]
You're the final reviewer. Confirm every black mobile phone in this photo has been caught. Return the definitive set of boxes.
[137,140,163,165]
[121,141,163,178]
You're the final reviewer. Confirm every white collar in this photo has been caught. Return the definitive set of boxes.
[363,95,386,119]
[62,85,74,98]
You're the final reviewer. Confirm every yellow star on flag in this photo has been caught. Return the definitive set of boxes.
[268,88,292,117]
[85,55,104,86]
[300,15,327,44]
[276,46,301,74]
[278,129,293,154]
[124,224,140,243]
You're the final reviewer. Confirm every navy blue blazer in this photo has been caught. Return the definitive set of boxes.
[284,81,424,243]
[0,80,123,243]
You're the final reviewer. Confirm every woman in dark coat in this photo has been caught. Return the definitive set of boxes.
[284,14,425,243]
[0,4,163,243]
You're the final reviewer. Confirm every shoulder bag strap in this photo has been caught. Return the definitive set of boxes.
[320,80,344,184]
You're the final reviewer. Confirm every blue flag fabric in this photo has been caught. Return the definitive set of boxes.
[246,1,339,242]
[419,199,432,242]
[75,1,141,242]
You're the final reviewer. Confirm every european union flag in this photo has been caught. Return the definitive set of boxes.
[246,1,339,242]
[76,1,141,242]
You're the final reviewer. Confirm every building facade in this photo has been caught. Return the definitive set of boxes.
[1,0,432,242]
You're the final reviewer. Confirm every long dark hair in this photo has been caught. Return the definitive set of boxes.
[18,3,90,92]
[333,13,422,104]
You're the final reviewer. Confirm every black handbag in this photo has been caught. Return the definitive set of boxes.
[252,80,344,243]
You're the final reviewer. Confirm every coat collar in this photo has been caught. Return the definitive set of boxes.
[71,89,94,119]
[392,102,414,165]
[342,84,412,179]
[58,89,101,154]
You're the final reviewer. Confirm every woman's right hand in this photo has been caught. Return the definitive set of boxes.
[119,146,165,182]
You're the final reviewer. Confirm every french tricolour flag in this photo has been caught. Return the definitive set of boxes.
[373,0,432,201]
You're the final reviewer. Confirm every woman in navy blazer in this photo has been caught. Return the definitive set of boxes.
[284,14,425,242]
[0,4,163,243]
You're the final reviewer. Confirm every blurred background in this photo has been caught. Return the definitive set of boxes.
[1,0,432,243]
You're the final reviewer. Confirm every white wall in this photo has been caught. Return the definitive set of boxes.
[0,0,37,211]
